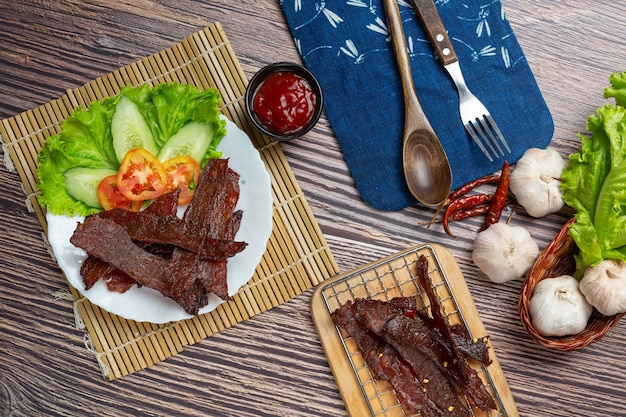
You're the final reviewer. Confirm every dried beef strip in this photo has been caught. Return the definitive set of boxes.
[332,299,458,416]
[143,189,180,217]
[389,296,489,365]
[77,191,181,294]
[449,324,491,366]
[200,179,242,299]
[171,275,209,316]
[203,168,241,238]
[377,345,444,417]
[379,314,469,417]
[101,267,138,293]
[163,160,230,299]
[415,256,496,411]
[197,259,229,300]
[95,208,246,260]
[330,299,387,381]
[80,255,112,290]
[175,164,241,301]
[70,216,168,293]
[181,158,230,239]
[80,255,136,293]
[354,300,469,416]
[388,296,418,312]
[164,249,199,299]
[406,302,491,367]
[204,210,243,300]
[164,160,242,308]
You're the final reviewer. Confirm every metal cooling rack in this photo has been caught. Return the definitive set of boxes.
[318,244,507,417]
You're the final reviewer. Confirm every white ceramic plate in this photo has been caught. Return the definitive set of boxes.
[47,118,273,323]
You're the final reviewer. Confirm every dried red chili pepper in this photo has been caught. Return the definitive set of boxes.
[481,160,510,231]
[447,173,501,202]
[428,173,501,227]
[449,204,490,221]
[443,193,492,237]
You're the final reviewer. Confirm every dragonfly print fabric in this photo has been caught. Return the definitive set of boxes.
[281,0,553,211]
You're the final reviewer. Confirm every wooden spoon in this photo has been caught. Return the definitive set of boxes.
[383,0,452,206]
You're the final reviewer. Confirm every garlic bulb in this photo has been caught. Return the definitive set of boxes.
[472,222,539,283]
[510,147,567,218]
[529,275,592,337]
[579,259,626,316]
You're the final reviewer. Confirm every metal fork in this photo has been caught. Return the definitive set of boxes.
[409,0,511,162]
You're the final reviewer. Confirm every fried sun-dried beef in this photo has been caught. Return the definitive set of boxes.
[330,254,496,416]
[164,160,241,303]
[78,190,181,293]
[70,216,169,292]
[70,158,247,316]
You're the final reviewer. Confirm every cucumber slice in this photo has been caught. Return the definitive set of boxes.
[64,167,118,208]
[111,95,159,162]
[157,121,215,163]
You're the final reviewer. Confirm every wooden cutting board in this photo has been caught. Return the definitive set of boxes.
[311,244,519,417]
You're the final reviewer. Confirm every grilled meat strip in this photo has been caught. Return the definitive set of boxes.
[72,159,246,316]
[378,344,445,417]
[354,300,469,417]
[79,190,181,292]
[164,160,240,301]
[330,300,388,381]
[330,255,496,416]
[70,216,169,292]
[415,256,496,410]
[80,255,137,292]
[331,300,445,416]
[96,208,247,260]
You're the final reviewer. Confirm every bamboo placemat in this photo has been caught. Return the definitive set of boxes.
[0,22,339,380]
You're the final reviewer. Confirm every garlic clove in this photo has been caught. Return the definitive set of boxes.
[529,275,592,337]
[579,259,626,316]
[510,147,567,218]
[472,222,539,283]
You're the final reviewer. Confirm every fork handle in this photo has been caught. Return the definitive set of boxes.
[409,0,458,66]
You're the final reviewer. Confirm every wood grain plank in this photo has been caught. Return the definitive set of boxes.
[3,0,626,416]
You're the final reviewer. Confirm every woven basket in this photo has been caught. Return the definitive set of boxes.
[518,217,626,351]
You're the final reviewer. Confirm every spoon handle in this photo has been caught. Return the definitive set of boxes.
[409,0,458,66]
[382,0,431,131]
[383,0,417,95]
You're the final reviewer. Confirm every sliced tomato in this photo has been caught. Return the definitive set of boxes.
[97,174,143,211]
[117,148,169,201]
[162,155,201,205]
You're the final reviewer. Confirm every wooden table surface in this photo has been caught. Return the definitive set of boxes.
[2,1,626,416]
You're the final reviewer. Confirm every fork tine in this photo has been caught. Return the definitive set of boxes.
[485,114,512,154]
[463,121,494,162]
[473,118,501,158]
[478,117,504,156]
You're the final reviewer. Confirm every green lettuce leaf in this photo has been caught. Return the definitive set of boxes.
[37,83,226,217]
[37,99,119,216]
[120,83,227,163]
[604,71,626,107]
[561,73,626,277]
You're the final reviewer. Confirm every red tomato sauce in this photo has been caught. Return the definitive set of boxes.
[252,71,317,135]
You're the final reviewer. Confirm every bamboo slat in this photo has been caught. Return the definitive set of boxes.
[0,22,339,380]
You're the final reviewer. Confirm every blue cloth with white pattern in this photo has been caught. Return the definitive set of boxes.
[280,0,553,211]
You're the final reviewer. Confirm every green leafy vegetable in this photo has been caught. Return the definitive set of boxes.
[37,83,226,217]
[561,71,626,277]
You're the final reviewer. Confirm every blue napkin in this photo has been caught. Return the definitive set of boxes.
[280,0,553,211]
